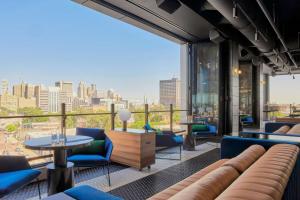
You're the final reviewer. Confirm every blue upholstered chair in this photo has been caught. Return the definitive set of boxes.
[240,116,254,125]
[144,123,183,160]
[44,185,123,200]
[0,156,41,198]
[64,185,122,200]
[191,124,218,146]
[67,128,113,186]
[192,124,217,137]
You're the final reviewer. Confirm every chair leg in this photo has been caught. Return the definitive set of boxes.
[106,163,111,187]
[179,145,182,160]
[37,180,41,199]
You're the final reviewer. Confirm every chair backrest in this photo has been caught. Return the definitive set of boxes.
[76,127,113,160]
[76,127,106,140]
[0,156,31,172]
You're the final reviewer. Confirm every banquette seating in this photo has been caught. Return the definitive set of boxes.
[45,136,300,200]
[148,136,300,200]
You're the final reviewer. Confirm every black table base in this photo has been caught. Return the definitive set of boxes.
[183,125,195,151]
[47,162,74,195]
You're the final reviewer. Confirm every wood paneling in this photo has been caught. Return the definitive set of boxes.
[107,130,155,170]
[276,117,300,123]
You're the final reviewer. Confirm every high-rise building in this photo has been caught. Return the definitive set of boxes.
[13,82,26,97]
[107,89,115,99]
[48,87,60,113]
[1,80,9,95]
[159,78,181,106]
[55,81,73,94]
[18,97,36,108]
[77,81,87,99]
[25,84,35,98]
[35,85,49,112]
[0,94,18,111]
[55,81,73,112]
[96,90,106,98]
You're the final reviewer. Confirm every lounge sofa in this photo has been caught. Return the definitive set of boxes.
[241,122,300,138]
[148,136,300,200]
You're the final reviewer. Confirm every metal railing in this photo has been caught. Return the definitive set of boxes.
[0,103,188,163]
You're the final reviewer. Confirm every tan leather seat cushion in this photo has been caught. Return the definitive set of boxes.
[222,145,265,173]
[169,166,239,200]
[217,144,299,200]
[148,159,228,200]
[274,125,290,133]
[287,124,300,134]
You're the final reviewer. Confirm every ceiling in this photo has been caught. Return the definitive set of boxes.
[73,0,300,75]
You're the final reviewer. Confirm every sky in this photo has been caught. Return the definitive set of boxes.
[0,0,180,103]
[270,74,300,104]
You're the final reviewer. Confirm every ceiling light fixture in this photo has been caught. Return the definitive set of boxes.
[254,30,259,41]
[233,2,238,19]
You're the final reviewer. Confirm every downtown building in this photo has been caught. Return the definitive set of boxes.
[55,81,73,112]
[159,78,181,107]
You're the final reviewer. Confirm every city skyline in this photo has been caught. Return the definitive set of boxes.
[0,0,180,103]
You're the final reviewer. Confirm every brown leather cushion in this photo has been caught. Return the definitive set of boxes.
[287,124,300,134]
[147,159,228,200]
[217,144,299,200]
[222,145,265,173]
[169,166,239,200]
[274,125,290,133]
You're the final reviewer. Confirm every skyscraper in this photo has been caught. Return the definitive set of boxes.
[0,94,18,111]
[13,82,26,97]
[35,85,49,112]
[48,86,60,113]
[55,81,73,94]
[77,81,87,99]
[159,78,181,106]
[55,81,73,112]
[1,80,9,95]
[25,84,35,98]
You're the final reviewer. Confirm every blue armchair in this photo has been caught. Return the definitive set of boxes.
[67,128,113,186]
[192,124,217,137]
[44,185,123,200]
[144,123,183,160]
[0,156,41,198]
[240,116,254,125]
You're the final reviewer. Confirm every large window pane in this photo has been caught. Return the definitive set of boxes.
[192,43,219,127]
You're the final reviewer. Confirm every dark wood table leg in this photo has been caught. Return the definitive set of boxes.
[47,149,74,195]
[183,125,195,151]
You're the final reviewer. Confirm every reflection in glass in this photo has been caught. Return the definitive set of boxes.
[192,43,219,127]
[239,62,253,115]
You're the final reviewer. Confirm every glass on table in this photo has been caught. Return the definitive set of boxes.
[51,131,58,145]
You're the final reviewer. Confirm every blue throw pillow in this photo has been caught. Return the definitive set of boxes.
[144,123,153,131]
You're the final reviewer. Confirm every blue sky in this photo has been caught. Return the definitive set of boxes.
[270,75,300,104]
[0,0,180,102]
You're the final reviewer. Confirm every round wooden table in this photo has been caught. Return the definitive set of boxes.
[24,135,93,195]
[179,122,206,151]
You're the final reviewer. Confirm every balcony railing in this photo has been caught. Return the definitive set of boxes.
[0,104,188,166]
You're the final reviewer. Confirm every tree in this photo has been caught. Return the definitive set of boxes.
[18,107,49,123]
[66,116,76,129]
[5,123,18,133]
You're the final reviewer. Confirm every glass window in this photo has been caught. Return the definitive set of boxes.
[192,43,219,126]
[239,62,253,115]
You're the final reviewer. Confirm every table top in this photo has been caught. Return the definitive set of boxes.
[179,121,206,125]
[24,135,93,150]
[113,128,155,134]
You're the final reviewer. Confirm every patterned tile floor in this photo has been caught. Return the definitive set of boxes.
[3,142,220,200]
